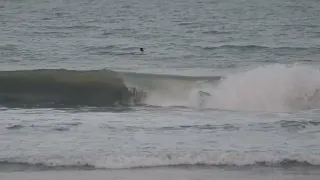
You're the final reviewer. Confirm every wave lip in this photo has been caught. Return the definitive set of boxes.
[0,69,135,108]
[0,152,320,171]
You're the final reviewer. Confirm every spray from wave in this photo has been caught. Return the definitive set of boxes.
[124,64,320,112]
[207,64,320,112]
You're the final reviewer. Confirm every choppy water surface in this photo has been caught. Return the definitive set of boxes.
[1,0,320,179]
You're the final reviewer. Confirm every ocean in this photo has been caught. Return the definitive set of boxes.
[1,0,320,179]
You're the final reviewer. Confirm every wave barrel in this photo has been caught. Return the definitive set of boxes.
[0,69,133,108]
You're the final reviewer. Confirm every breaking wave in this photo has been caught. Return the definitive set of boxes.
[206,64,320,112]
[130,64,320,112]
[0,69,144,108]
[0,152,320,171]
[1,64,320,112]
[0,68,219,108]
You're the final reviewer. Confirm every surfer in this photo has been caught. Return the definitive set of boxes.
[140,48,144,53]
[198,91,211,97]
[198,90,211,108]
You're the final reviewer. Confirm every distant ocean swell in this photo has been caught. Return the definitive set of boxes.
[1,152,320,171]
[0,69,147,108]
[200,44,320,51]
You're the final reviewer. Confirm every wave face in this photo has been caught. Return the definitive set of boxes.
[0,69,134,108]
[0,152,319,171]
[123,64,320,112]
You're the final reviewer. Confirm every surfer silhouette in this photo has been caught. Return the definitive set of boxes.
[198,91,211,97]
[198,91,211,108]
[140,48,144,53]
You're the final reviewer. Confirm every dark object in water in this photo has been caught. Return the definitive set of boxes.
[140,48,144,52]
[198,91,211,97]
[128,87,147,103]
[198,90,211,108]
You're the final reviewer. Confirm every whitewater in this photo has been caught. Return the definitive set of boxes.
[127,64,320,112]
